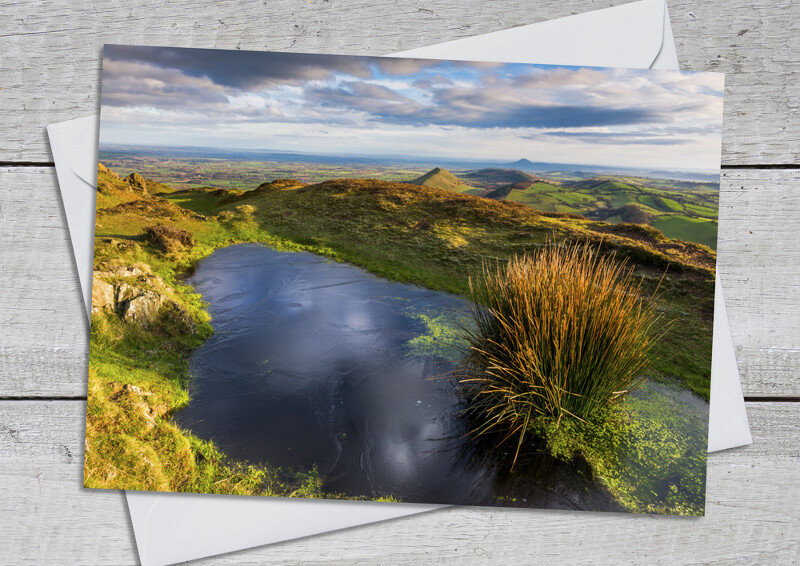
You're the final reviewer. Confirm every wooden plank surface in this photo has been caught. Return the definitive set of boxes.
[0,0,798,165]
[1,400,797,564]
[717,169,800,397]
[2,167,798,397]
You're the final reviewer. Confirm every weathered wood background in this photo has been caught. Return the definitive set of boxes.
[1,1,798,563]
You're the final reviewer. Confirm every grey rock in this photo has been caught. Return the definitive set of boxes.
[122,291,164,326]
[115,283,140,304]
[91,277,115,313]
[112,265,145,278]
[125,172,147,195]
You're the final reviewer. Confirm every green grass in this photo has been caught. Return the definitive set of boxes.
[598,181,635,191]
[526,181,560,193]
[554,190,596,207]
[684,203,718,217]
[162,187,242,214]
[607,192,640,208]
[488,177,718,249]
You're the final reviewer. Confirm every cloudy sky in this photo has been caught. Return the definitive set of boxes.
[99,45,725,171]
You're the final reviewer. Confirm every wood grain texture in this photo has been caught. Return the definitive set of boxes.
[717,169,800,397]
[669,0,800,165]
[1,400,797,565]
[0,167,88,398]
[1,167,798,397]
[0,0,799,165]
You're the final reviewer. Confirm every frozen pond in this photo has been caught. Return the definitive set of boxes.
[175,244,626,510]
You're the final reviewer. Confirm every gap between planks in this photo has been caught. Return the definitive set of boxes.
[0,396,798,402]
[1,163,800,169]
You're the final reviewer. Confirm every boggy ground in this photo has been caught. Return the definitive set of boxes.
[86,164,714,511]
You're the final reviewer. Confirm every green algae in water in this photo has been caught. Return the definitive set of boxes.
[616,381,708,515]
[402,304,469,360]
[537,379,708,515]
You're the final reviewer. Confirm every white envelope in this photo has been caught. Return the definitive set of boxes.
[48,1,751,564]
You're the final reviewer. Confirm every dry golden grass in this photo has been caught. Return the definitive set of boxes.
[458,241,664,467]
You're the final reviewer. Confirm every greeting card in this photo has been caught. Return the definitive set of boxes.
[87,46,723,515]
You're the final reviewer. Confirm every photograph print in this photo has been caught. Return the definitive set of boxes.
[88,45,724,515]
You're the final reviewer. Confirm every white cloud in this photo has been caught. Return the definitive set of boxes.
[99,49,724,171]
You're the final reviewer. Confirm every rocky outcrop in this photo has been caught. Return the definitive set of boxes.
[98,162,120,179]
[122,290,166,325]
[91,277,115,311]
[91,262,195,332]
[125,173,147,195]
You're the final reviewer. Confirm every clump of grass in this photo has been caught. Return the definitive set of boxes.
[457,241,663,467]
[144,224,195,254]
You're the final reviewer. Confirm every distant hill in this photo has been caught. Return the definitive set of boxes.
[507,158,538,170]
[409,168,481,194]
[503,159,583,173]
[461,168,540,189]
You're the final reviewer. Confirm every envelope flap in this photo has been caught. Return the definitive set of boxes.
[128,494,442,566]
[394,0,666,70]
[50,115,100,187]
[47,116,99,317]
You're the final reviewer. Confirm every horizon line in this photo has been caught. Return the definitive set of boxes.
[97,142,722,177]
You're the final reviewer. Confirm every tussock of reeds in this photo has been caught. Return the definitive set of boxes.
[458,241,662,466]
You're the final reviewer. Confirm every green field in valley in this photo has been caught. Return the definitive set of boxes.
[476,176,719,249]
